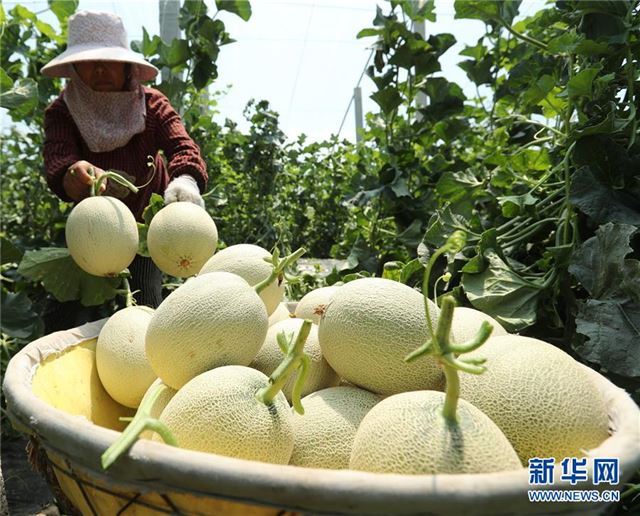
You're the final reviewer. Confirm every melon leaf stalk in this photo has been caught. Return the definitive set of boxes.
[101,382,177,470]
[406,295,492,421]
[256,319,312,414]
[406,229,493,422]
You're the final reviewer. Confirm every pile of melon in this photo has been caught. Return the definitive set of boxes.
[74,199,611,476]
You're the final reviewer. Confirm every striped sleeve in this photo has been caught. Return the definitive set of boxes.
[43,97,82,202]
[147,89,208,192]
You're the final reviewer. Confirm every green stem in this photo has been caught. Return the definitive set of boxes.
[500,217,556,248]
[441,361,460,422]
[254,247,306,294]
[101,383,176,470]
[498,18,548,51]
[405,296,492,423]
[562,56,575,246]
[255,319,312,415]
[94,171,140,196]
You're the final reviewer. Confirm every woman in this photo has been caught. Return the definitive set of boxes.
[41,10,207,317]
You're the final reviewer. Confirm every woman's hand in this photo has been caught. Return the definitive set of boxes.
[63,160,107,201]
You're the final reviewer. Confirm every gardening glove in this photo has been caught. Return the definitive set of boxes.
[164,174,204,208]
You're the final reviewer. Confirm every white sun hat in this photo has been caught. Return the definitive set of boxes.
[41,10,159,81]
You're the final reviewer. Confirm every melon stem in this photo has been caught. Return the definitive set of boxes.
[255,247,306,294]
[405,296,493,423]
[101,383,176,470]
[93,171,140,197]
[421,230,467,337]
[255,319,312,415]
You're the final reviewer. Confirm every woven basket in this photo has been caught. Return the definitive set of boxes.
[3,319,639,515]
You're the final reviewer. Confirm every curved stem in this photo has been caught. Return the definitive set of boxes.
[255,319,312,415]
[498,17,548,51]
[255,247,306,294]
[101,383,176,470]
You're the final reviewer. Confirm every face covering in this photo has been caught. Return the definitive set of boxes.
[62,64,146,153]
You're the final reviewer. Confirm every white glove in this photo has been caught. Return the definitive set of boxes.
[164,174,204,208]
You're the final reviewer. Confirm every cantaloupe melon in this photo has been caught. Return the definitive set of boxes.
[145,271,268,389]
[147,201,218,278]
[458,335,610,463]
[155,366,294,464]
[349,390,522,474]
[290,386,380,469]
[250,318,340,401]
[96,306,156,408]
[318,278,442,395]
[268,302,291,326]
[451,307,508,344]
[65,196,138,277]
[294,286,340,324]
[199,244,284,316]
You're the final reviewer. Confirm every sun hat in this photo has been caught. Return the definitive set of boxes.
[41,10,159,81]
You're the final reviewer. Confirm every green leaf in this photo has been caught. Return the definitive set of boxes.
[574,299,640,377]
[570,167,640,226]
[396,219,423,248]
[522,74,555,105]
[48,0,78,23]
[436,170,484,206]
[215,0,252,21]
[568,222,638,299]
[371,86,403,115]
[193,58,218,89]
[0,78,38,112]
[424,206,472,248]
[567,66,602,99]
[419,78,466,121]
[0,68,12,92]
[461,249,542,331]
[0,290,43,340]
[454,0,521,25]
[497,192,538,218]
[357,28,383,39]
[396,0,436,22]
[160,39,190,68]
[1,236,23,264]
[547,32,582,54]
[138,194,166,256]
[17,248,121,306]
[580,13,628,44]
[574,39,611,56]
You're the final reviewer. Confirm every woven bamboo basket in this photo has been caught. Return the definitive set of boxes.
[3,318,639,515]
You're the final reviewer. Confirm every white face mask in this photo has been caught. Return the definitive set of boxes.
[62,65,147,153]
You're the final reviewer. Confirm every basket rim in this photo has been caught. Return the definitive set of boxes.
[3,318,640,515]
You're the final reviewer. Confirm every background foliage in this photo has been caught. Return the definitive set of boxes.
[1,2,639,509]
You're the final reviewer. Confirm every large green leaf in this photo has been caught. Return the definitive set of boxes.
[0,78,38,115]
[568,222,638,300]
[1,236,23,264]
[0,290,43,340]
[454,0,521,25]
[574,299,640,377]
[17,248,121,306]
[215,0,252,21]
[567,66,602,99]
[371,86,403,115]
[570,167,640,226]
[48,0,78,23]
[462,249,542,331]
